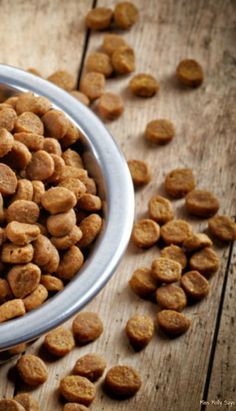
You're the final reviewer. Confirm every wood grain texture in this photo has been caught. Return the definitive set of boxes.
[0,0,235,410]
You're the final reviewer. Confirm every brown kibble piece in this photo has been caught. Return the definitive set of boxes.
[0,193,4,223]
[6,221,40,245]
[47,70,75,91]
[189,247,220,277]
[17,354,48,386]
[152,258,182,283]
[185,189,219,218]
[16,92,51,116]
[157,310,191,336]
[0,128,14,157]
[41,275,64,292]
[51,225,83,250]
[78,214,102,248]
[161,219,192,245]
[14,132,44,151]
[160,245,187,269]
[7,200,39,223]
[114,2,139,29]
[104,365,141,399]
[0,163,17,195]
[8,263,41,298]
[23,284,48,311]
[129,73,159,97]
[86,53,113,77]
[77,194,102,212]
[62,149,84,169]
[72,312,103,344]
[43,137,62,156]
[80,72,105,101]
[112,46,135,74]
[145,119,175,144]
[208,215,236,242]
[102,33,127,56]
[0,299,25,323]
[59,178,86,200]
[5,140,32,170]
[26,150,55,181]
[33,234,54,266]
[2,243,34,264]
[0,107,17,131]
[8,343,26,355]
[41,242,59,274]
[0,399,25,411]
[47,209,76,237]
[128,159,151,186]
[132,219,160,248]
[129,267,157,298]
[85,7,113,30]
[79,176,97,195]
[165,168,196,198]
[148,195,173,224]
[57,246,84,280]
[41,187,76,214]
[70,91,90,107]
[98,92,124,120]
[12,179,33,202]
[60,122,80,148]
[0,278,12,303]
[15,112,44,134]
[126,314,154,350]
[183,232,213,251]
[181,270,209,300]
[46,154,65,183]
[73,353,106,381]
[32,180,45,204]
[60,375,96,405]
[176,59,204,87]
[64,404,88,411]
[14,393,40,411]
[59,166,87,181]
[4,96,18,108]
[44,327,75,357]
[156,284,187,311]
[42,109,69,140]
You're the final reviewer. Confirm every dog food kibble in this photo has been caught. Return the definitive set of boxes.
[15,111,44,134]
[85,7,113,30]
[14,132,44,151]
[0,163,17,195]
[176,59,204,87]
[104,365,141,399]
[86,52,113,77]
[0,299,25,322]
[98,92,124,120]
[70,91,90,106]
[57,245,83,280]
[157,310,191,336]
[42,243,59,273]
[17,354,48,386]
[80,72,105,101]
[14,393,40,411]
[47,70,75,91]
[73,353,106,382]
[161,219,192,245]
[5,140,32,170]
[128,159,151,186]
[58,166,87,181]
[125,314,154,349]
[185,189,219,217]
[43,138,62,156]
[77,194,102,212]
[51,225,83,250]
[148,195,173,224]
[181,270,209,300]
[41,275,64,292]
[7,263,41,298]
[78,214,102,248]
[183,232,213,251]
[2,243,34,264]
[41,187,76,214]
[72,312,103,344]
[46,154,65,183]
[129,267,157,298]
[6,221,40,245]
[156,284,187,311]
[23,284,48,312]
[44,327,75,357]
[145,119,175,144]
[208,215,236,242]
[102,33,127,56]
[47,209,76,237]
[129,74,159,97]
[61,122,81,148]
[111,46,135,74]
[189,247,220,277]
[0,279,12,303]
[42,109,69,139]
[8,343,26,355]
[152,258,182,283]
[60,377,96,405]
[165,168,196,198]
[0,107,17,131]
[0,128,14,157]
[62,149,84,169]
[12,179,33,201]
[160,245,187,269]
[132,219,160,248]
[7,200,40,224]
[26,150,55,180]
[0,399,25,411]
[15,92,51,116]
[114,2,139,29]
[33,234,55,266]
[64,404,89,411]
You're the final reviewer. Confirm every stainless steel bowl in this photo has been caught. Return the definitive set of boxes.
[0,64,134,351]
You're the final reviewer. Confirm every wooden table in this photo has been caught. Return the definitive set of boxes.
[0,1,235,410]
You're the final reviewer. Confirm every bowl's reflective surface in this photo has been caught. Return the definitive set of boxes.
[0,64,134,351]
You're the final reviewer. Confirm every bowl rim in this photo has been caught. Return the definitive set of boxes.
[0,64,134,350]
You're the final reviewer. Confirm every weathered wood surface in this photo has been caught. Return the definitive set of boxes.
[0,0,235,410]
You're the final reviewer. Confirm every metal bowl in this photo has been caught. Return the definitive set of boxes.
[0,64,134,351]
